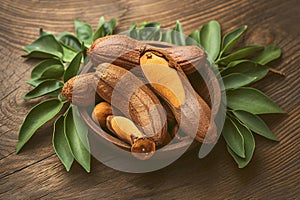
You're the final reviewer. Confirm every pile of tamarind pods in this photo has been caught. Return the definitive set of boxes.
[62,35,218,160]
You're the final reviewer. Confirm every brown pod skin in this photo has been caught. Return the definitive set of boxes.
[87,35,207,75]
[88,35,142,71]
[165,45,207,75]
[62,73,98,107]
[94,63,168,146]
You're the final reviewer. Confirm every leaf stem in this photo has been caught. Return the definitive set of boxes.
[269,68,285,76]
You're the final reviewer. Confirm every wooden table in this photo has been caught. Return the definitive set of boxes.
[0,0,299,199]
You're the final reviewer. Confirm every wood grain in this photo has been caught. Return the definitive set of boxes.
[0,0,299,199]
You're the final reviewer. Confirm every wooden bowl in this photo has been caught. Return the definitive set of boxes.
[77,41,221,159]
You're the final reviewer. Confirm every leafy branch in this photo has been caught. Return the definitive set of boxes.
[18,17,117,172]
[17,17,285,172]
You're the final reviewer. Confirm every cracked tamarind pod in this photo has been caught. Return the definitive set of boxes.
[62,63,168,150]
[93,63,168,147]
[91,101,170,160]
[139,50,217,144]
[106,115,156,160]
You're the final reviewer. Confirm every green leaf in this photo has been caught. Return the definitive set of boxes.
[16,99,64,153]
[31,59,64,80]
[226,60,248,68]
[172,21,186,46]
[139,27,161,41]
[222,117,245,158]
[57,32,82,52]
[223,73,257,90]
[104,18,117,36]
[129,22,137,29]
[39,65,64,79]
[226,87,286,114]
[233,110,278,141]
[218,46,263,65]
[60,42,78,63]
[98,16,106,27]
[221,60,269,82]
[63,51,82,82]
[72,106,90,146]
[58,93,67,102]
[227,117,255,168]
[74,19,93,47]
[221,25,247,55]
[26,78,56,87]
[162,30,172,44]
[153,29,162,41]
[47,89,62,97]
[139,22,161,28]
[53,116,74,171]
[23,80,63,99]
[64,106,90,172]
[186,30,200,45]
[200,20,221,61]
[23,34,63,59]
[93,17,105,41]
[22,51,58,59]
[252,45,281,65]
[128,22,138,39]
